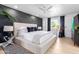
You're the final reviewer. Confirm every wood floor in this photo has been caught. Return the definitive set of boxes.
[46,37,79,54]
[1,37,79,54]
[0,47,4,54]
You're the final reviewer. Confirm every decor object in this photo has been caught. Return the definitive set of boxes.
[3,44,33,54]
[72,14,79,46]
[0,10,16,22]
[51,20,60,30]
[38,26,42,30]
[51,20,60,35]
[4,26,13,32]
[2,26,14,47]
[75,25,79,30]
[72,17,75,32]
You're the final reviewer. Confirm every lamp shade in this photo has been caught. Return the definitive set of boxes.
[4,26,13,31]
[38,26,42,29]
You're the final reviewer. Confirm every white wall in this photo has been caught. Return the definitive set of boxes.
[42,13,78,38]
[65,13,78,38]
[42,17,48,31]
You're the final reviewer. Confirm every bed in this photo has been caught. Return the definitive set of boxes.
[13,22,57,54]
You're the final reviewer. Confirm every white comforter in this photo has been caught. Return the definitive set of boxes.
[18,31,54,44]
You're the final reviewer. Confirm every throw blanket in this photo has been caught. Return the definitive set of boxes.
[17,31,53,45]
[32,32,52,44]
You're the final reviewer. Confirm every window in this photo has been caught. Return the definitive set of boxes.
[51,20,60,30]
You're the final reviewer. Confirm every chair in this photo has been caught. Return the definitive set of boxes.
[0,26,14,48]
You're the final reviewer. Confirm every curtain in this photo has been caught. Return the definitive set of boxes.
[59,16,65,37]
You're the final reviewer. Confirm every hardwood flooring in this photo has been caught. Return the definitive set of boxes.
[0,37,79,54]
[46,37,79,54]
[0,47,4,54]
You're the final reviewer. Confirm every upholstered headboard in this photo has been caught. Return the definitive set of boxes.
[13,22,37,37]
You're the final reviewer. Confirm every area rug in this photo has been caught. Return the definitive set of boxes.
[3,44,33,54]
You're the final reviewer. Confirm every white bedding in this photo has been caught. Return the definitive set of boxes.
[15,34,56,53]
[17,31,54,45]
[14,22,57,53]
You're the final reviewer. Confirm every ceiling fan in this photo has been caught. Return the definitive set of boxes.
[38,4,53,13]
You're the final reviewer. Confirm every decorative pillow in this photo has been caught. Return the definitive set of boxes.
[27,27,37,32]
[20,27,27,32]
[17,30,23,37]
[17,27,27,37]
[33,27,38,31]
[27,27,33,32]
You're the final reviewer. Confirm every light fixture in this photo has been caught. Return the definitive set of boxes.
[49,5,61,14]
[39,4,53,13]
[31,16,36,19]
[38,26,42,30]
[4,26,13,32]
[14,5,18,9]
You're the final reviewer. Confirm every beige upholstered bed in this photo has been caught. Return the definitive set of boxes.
[13,22,57,54]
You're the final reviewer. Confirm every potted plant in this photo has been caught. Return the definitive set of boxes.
[0,10,16,23]
[51,20,60,36]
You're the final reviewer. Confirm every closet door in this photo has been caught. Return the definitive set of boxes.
[65,14,77,38]
[65,16,72,38]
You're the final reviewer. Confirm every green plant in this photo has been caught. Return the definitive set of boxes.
[0,10,16,22]
[51,20,60,30]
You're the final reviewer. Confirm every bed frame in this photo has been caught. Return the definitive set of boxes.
[13,22,57,54]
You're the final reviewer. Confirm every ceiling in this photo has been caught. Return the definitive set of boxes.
[3,4,79,18]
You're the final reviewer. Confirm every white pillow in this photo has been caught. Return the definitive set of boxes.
[19,27,27,32]
[17,27,27,37]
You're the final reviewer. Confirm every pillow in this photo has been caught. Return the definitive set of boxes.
[27,27,33,32]
[17,30,24,37]
[33,27,38,31]
[17,27,27,37]
[20,27,27,32]
[27,27,37,32]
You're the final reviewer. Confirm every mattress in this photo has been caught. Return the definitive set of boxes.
[16,34,56,45]
[15,34,56,53]
[17,31,55,45]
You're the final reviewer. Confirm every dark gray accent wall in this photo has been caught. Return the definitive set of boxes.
[0,15,13,27]
[0,4,42,28]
